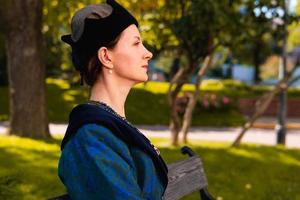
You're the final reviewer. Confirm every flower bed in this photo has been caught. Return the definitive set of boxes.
[238,97,300,117]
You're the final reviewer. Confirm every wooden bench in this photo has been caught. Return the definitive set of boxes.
[164,146,215,200]
[49,146,215,200]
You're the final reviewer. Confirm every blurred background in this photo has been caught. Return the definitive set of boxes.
[0,0,300,199]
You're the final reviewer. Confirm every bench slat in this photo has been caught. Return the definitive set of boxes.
[164,156,208,200]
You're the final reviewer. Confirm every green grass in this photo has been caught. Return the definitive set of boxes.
[1,135,300,200]
[0,78,247,126]
[0,136,64,200]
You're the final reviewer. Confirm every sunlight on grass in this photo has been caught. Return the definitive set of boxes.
[134,82,169,93]
[133,80,251,96]
[0,135,64,200]
[46,78,70,90]
[228,148,264,161]
[66,89,84,96]
[62,89,89,103]
[134,81,196,94]
[277,152,300,166]
[201,79,225,90]
[62,93,75,101]
[0,136,59,152]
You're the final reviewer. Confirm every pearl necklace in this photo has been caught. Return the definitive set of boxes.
[87,100,160,155]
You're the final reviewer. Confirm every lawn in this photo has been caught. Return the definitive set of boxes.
[0,135,300,200]
[0,79,246,126]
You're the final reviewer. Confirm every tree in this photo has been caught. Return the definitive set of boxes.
[232,57,300,146]
[230,0,286,83]
[149,0,243,145]
[0,0,50,138]
[42,0,93,80]
[232,0,300,146]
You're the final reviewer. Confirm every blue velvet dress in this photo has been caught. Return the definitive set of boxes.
[58,103,168,200]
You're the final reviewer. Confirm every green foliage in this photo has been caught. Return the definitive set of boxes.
[42,0,106,77]
[288,21,300,50]
[1,135,300,199]
[0,0,298,83]
[288,0,300,50]
[231,1,283,65]
[226,0,291,83]
[133,0,179,56]
[160,0,239,62]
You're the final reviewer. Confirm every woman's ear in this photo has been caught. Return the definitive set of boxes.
[97,47,113,69]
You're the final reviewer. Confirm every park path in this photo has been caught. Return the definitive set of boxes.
[1,117,300,149]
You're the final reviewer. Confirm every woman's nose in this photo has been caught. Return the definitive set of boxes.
[144,48,153,60]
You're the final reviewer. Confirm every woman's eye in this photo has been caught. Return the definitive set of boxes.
[134,41,140,45]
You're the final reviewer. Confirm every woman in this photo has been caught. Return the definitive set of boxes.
[58,0,168,199]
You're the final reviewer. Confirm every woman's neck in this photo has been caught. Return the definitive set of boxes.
[89,78,133,118]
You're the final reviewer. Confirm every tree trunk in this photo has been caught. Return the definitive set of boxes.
[180,61,199,144]
[181,54,214,143]
[231,87,280,146]
[169,49,183,81]
[168,81,184,146]
[0,0,50,138]
[168,66,195,146]
[232,65,298,146]
[253,40,261,84]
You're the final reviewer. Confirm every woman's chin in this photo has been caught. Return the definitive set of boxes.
[134,75,148,84]
[142,74,149,82]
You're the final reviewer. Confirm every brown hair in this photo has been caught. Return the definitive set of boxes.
[81,35,120,86]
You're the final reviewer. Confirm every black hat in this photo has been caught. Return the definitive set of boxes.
[61,0,138,71]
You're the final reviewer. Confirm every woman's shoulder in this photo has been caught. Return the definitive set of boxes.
[76,123,114,137]
[76,123,116,138]
[65,123,131,155]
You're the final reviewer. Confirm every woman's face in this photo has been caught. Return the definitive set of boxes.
[110,24,153,84]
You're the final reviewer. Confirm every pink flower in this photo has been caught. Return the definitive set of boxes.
[203,99,209,108]
[222,96,230,104]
